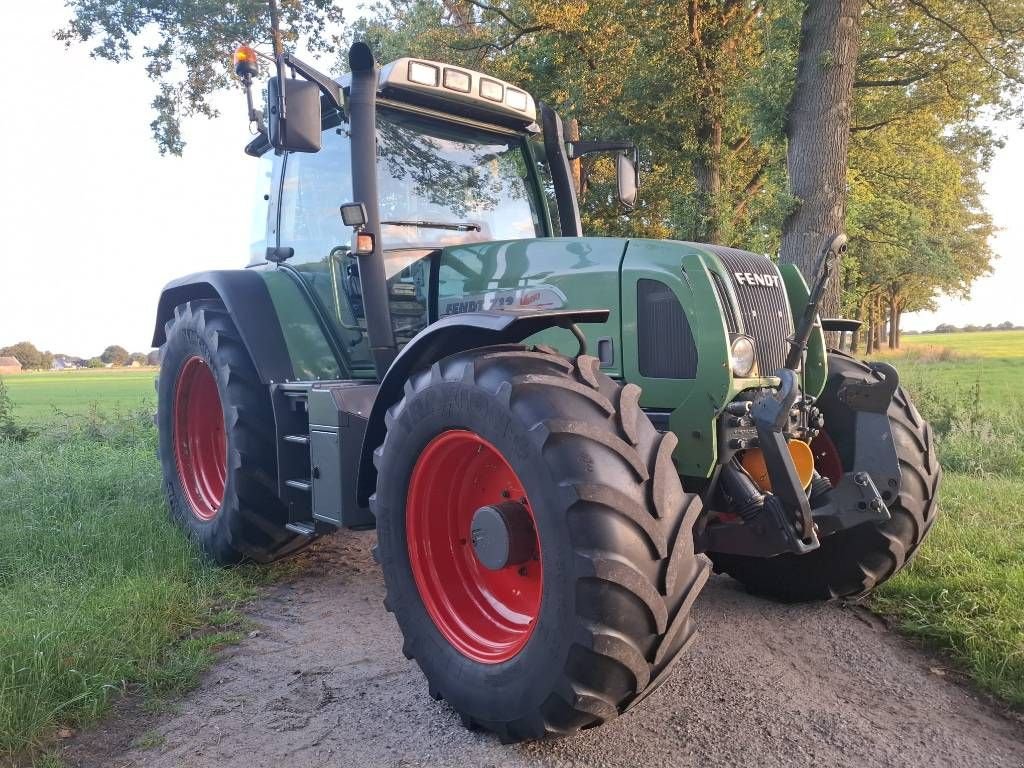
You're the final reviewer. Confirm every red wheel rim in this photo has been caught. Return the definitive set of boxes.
[406,430,542,664]
[811,429,844,488]
[173,356,227,521]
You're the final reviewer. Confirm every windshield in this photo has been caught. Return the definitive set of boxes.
[376,109,547,249]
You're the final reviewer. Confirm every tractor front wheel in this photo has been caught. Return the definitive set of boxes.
[711,351,942,601]
[372,346,710,741]
[157,299,308,565]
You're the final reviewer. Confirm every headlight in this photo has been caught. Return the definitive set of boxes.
[730,335,756,378]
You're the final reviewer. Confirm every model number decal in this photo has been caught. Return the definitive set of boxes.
[441,285,567,316]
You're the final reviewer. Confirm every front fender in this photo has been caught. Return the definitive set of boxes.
[356,308,609,505]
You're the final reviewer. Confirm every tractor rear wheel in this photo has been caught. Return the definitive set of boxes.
[371,346,710,741]
[157,299,308,565]
[711,351,941,601]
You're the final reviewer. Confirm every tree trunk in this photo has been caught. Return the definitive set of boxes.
[778,0,864,318]
[865,295,875,354]
[873,294,884,352]
[888,298,898,349]
[693,108,723,243]
[851,297,864,353]
[895,305,903,348]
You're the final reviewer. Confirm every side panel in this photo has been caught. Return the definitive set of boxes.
[621,241,786,477]
[621,242,731,475]
[259,269,346,381]
[438,237,628,374]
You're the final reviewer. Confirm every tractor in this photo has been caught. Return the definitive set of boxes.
[153,38,940,742]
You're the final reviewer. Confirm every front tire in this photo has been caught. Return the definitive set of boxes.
[712,351,942,601]
[372,346,710,741]
[157,299,308,565]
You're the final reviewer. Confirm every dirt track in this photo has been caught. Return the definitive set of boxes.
[65,532,1024,768]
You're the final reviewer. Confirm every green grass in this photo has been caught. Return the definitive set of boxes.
[901,328,1024,358]
[0,332,1022,760]
[0,410,264,762]
[3,369,156,425]
[868,334,1024,707]
[873,473,1024,706]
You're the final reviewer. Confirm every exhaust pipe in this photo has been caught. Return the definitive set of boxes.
[348,42,397,378]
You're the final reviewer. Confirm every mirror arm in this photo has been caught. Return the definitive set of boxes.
[281,52,343,111]
[566,140,636,160]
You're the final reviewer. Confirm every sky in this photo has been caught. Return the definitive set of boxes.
[0,1,1020,356]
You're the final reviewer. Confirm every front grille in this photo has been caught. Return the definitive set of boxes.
[703,244,793,377]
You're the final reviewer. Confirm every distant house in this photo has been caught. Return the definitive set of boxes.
[0,356,22,374]
[52,357,81,371]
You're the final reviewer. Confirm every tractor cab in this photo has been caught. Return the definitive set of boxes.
[237,44,637,380]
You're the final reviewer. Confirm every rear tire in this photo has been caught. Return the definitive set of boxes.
[711,351,942,601]
[157,299,309,565]
[372,345,710,741]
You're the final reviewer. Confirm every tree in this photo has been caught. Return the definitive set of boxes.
[100,345,130,366]
[0,341,45,370]
[146,350,162,366]
[129,352,149,366]
[87,357,104,368]
[778,0,864,317]
[58,0,346,154]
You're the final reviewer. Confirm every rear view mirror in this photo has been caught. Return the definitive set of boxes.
[616,152,638,209]
[267,76,322,153]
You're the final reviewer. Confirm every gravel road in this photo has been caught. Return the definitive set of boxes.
[64,532,1024,768]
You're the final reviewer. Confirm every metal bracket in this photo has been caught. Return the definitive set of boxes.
[696,495,820,558]
[838,362,899,413]
[812,470,890,537]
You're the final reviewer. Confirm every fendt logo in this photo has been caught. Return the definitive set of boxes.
[734,272,783,288]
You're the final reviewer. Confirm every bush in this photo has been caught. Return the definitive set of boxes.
[0,378,33,442]
[900,375,1024,479]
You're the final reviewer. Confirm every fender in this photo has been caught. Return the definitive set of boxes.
[356,307,610,505]
[151,270,294,384]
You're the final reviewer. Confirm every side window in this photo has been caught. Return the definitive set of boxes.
[279,118,353,263]
[530,135,561,237]
[248,151,275,263]
[279,116,376,372]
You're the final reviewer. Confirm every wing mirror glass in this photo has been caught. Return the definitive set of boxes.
[616,152,638,210]
[267,76,322,153]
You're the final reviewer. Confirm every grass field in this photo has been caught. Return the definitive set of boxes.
[0,401,269,761]
[3,369,156,425]
[0,332,1022,760]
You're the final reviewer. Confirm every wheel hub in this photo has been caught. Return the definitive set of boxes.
[470,501,537,571]
[406,430,542,664]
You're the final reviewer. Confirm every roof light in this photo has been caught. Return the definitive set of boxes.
[233,45,259,78]
[443,68,471,93]
[408,61,439,87]
[505,88,528,111]
[479,78,504,102]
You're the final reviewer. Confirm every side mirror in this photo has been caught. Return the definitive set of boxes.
[616,152,639,209]
[267,76,322,153]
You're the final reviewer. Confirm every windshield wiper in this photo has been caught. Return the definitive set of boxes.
[380,219,481,232]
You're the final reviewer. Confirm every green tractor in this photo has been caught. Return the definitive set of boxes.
[153,40,940,741]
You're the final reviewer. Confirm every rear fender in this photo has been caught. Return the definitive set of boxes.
[356,308,610,505]
[152,270,294,384]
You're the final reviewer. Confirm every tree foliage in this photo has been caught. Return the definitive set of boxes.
[0,342,52,371]
[57,0,346,154]
[100,345,130,366]
[59,0,1024,346]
